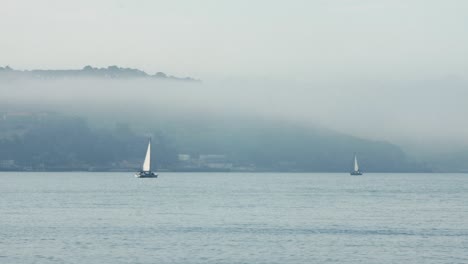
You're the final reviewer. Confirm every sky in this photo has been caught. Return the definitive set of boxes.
[1,0,467,80]
[1,0,468,150]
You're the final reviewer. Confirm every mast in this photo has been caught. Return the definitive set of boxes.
[142,139,151,172]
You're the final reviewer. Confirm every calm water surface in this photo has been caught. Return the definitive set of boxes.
[0,172,467,264]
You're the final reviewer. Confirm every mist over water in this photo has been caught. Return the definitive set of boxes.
[2,76,468,150]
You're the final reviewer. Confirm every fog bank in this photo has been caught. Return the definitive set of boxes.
[2,76,467,154]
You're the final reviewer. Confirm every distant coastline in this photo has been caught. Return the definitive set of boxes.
[0,168,437,173]
[0,65,200,82]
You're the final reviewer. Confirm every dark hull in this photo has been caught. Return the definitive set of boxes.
[350,171,362,175]
[135,172,158,178]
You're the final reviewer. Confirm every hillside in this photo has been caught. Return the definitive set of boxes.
[0,112,426,172]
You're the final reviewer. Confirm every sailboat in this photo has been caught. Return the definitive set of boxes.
[350,155,363,175]
[135,138,158,178]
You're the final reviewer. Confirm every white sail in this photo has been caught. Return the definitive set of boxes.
[354,155,359,172]
[142,140,151,171]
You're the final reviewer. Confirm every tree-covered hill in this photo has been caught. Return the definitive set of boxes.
[0,112,426,172]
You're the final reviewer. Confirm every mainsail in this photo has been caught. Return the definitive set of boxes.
[142,139,151,172]
[354,155,359,172]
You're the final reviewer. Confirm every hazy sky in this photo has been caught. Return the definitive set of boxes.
[1,0,467,80]
[1,0,468,150]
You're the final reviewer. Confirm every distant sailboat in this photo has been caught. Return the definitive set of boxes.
[350,155,363,175]
[135,139,158,178]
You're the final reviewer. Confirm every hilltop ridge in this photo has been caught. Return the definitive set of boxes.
[0,65,200,82]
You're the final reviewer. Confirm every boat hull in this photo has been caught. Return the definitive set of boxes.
[135,171,158,178]
[350,171,363,176]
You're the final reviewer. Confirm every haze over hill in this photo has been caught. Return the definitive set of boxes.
[1,65,468,172]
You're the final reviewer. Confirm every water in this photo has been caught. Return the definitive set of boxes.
[1,172,467,264]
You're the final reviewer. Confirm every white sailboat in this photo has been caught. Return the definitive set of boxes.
[135,139,158,178]
[350,155,362,175]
